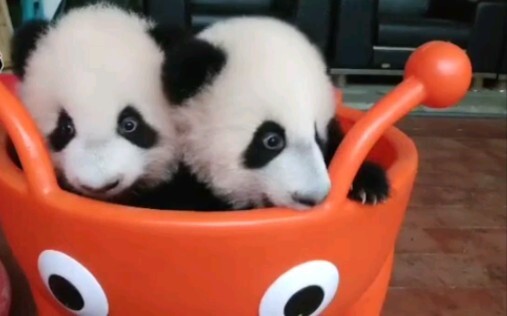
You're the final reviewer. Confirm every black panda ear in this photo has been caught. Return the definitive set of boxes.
[11,19,50,79]
[147,23,191,51]
[161,38,226,105]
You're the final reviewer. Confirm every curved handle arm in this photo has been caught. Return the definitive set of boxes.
[0,75,59,198]
[327,41,472,202]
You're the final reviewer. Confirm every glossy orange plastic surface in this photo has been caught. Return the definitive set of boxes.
[0,41,471,316]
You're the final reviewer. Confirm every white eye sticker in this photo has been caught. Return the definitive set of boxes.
[259,260,340,316]
[38,250,108,315]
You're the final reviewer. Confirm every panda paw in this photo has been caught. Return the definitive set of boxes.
[348,161,390,205]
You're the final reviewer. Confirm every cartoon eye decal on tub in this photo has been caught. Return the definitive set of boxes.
[38,250,109,315]
[259,260,340,316]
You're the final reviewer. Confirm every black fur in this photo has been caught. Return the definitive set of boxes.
[320,118,390,205]
[147,23,191,51]
[11,19,50,79]
[243,121,286,169]
[117,106,159,149]
[161,38,226,105]
[349,161,390,204]
[323,118,343,166]
[48,109,76,152]
[129,164,234,211]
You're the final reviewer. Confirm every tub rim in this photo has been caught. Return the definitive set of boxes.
[0,103,418,227]
[1,39,476,228]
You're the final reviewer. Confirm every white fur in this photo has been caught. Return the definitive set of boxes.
[176,17,336,210]
[19,4,178,199]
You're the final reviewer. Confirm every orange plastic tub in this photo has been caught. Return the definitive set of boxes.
[0,41,471,316]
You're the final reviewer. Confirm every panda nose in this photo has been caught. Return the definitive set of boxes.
[81,179,120,193]
[291,185,330,207]
[292,194,317,206]
[292,193,319,207]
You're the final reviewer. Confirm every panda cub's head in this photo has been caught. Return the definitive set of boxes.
[163,17,339,210]
[11,4,182,201]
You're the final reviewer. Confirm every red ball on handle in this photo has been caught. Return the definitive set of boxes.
[327,41,472,205]
[404,41,472,108]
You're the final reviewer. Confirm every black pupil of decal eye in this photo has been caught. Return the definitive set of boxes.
[117,106,158,148]
[120,117,138,133]
[284,285,324,316]
[263,133,283,150]
[48,274,85,311]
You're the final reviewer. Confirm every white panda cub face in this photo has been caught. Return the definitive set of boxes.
[43,104,169,199]
[11,4,182,201]
[162,17,340,210]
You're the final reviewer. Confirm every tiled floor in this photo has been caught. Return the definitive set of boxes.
[0,116,506,315]
[383,116,507,316]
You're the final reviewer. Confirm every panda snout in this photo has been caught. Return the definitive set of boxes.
[291,184,330,208]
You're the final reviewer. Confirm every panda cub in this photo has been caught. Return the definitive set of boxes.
[160,17,390,211]
[10,3,184,205]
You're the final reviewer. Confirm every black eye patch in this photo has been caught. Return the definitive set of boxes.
[48,109,76,152]
[117,106,158,149]
[243,121,286,169]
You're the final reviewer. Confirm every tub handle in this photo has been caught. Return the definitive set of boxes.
[0,76,59,198]
[327,41,472,203]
